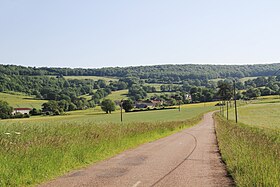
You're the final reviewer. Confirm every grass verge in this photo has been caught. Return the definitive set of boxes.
[215,114,280,186]
[0,115,202,187]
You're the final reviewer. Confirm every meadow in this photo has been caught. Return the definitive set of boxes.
[0,92,46,109]
[216,96,280,186]
[64,76,118,82]
[104,89,128,101]
[0,102,217,186]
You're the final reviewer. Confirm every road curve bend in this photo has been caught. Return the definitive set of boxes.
[40,112,233,187]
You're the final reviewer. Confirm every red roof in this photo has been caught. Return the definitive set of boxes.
[14,108,32,110]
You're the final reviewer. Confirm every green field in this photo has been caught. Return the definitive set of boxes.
[105,89,128,101]
[64,76,118,82]
[0,92,46,109]
[216,96,280,186]
[210,76,259,83]
[226,96,280,129]
[0,102,216,187]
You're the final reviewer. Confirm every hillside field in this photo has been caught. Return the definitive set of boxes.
[64,76,118,82]
[0,92,46,109]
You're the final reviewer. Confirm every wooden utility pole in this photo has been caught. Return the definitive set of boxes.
[233,80,238,123]
[120,100,123,122]
[226,101,229,120]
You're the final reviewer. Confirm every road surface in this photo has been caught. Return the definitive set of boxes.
[40,112,233,187]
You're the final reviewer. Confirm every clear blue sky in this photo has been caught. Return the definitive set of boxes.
[1,0,280,68]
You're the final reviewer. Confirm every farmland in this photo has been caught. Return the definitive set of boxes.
[64,76,118,82]
[105,89,128,101]
[0,92,46,109]
[0,102,217,186]
[216,96,280,186]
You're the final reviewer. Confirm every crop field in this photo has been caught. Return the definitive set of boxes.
[0,92,46,109]
[0,102,217,186]
[64,76,118,82]
[216,96,280,186]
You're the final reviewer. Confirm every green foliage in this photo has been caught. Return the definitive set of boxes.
[217,81,233,101]
[122,99,134,112]
[0,100,13,119]
[101,99,115,114]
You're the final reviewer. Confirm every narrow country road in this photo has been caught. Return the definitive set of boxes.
[40,112,233,187]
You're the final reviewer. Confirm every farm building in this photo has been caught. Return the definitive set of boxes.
[135,100,163,109]
[12,108,32,115]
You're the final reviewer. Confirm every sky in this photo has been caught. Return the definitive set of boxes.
[0,0,280,68]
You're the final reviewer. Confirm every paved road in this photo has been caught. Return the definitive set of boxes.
[40,112,233,187]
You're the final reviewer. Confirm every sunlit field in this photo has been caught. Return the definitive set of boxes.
[0,101,217,187]
[227,95,280,129]
[64,76,118,82]
[0,92,46,109]
[104,89,128,100]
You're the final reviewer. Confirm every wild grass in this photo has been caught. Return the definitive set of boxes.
[215,114,280,186]
[0,101,217,186]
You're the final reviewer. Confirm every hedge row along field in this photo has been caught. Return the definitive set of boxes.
[0,113,205,187]
[215,114,280,186]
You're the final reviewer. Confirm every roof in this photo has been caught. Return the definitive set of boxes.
[14,108,32,110]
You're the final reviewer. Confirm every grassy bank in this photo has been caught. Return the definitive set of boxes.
[215,114,280,186]
[0,115,202,186]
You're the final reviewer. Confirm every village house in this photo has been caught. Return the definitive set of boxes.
[12,108,32,115]
[135,100,163,109]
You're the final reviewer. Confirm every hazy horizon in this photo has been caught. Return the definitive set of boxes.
[1,1,280,68]
[2,61,280,69]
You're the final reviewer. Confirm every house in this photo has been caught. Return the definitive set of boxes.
[12,108,32,115]
[135,100,163,109]
[135,102,154,109]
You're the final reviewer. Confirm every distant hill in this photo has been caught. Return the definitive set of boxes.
[1,63,280,81]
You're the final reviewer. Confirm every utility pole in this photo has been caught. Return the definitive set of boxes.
[226,101,229,120]
[120,100,123,122]
[233,80,238,123]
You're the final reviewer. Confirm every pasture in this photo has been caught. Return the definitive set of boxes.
[105,89,128,101]
[64,76,118,82]
[227,95,280,129]
[0,92,46,109]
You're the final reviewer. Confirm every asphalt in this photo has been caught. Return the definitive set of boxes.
[39,112,233,187]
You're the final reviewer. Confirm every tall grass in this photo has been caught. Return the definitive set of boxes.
[215,114,280,186]
[0,115,201,187]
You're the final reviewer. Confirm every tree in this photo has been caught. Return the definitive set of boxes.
[42,100,60,113]
[244,88,261,99]
[101,99,115,114]
[122,99,134,112]
[0,100,13,119]
[217,82,233,101]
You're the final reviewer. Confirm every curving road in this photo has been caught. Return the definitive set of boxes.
[40,112,233,187]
